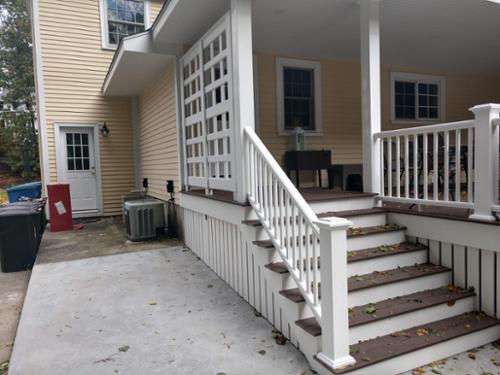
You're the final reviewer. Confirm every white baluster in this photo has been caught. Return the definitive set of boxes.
[455,129,461,202]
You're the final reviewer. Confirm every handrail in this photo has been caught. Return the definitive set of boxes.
[375,120,474,139]
[244,127,324,322]
[244,127,356,367]
[244,127,320,231]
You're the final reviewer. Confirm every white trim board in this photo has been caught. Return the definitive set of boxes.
[30,0,51,200]
[54,123,104,218]
[276,57,322,136]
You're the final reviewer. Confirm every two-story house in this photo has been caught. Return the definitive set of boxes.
[28,0,500,374]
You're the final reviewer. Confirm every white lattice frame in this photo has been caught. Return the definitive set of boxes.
[180,12,235,192]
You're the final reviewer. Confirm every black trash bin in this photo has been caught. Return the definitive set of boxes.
[0,208,39,272]
[7,199,47,245]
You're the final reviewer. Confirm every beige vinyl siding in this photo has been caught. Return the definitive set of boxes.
[138,61,180,202]
[38,0,165,215]
[256,53,500,167]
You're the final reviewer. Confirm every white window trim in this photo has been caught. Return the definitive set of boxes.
[276,57,322,136]
[390,72,446,124]
[99,0,151,50]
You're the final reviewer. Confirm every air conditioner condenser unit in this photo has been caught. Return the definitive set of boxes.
[124,199,165,241]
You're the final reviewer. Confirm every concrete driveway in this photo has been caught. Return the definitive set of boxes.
[8,246,313,375]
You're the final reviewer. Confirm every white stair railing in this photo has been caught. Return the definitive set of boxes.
[243,127,355,370]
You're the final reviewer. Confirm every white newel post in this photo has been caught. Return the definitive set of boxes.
[360,0,382,195]
[231,0,255,203]
[469,104,500,222]
[316,217,355,370]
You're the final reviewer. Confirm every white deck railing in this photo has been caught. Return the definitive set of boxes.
[243,127,355,369]
[376,120,475,209]
[375,104,500,222]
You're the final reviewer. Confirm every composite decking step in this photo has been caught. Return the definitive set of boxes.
[253,224,406,249]
[279,263,450,303]
[265,242,428,275]
[243,207,386,227]
[320,312,500,374]
[295,286,475,337]
[318,207,387,219]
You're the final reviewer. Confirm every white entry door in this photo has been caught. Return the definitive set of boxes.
[59,127,99,213]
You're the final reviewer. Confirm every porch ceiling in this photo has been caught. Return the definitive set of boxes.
[102,32,175,96]
[252,0,500,75]
[103,0,500,96]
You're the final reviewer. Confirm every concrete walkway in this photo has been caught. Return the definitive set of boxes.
[8,247,313,375]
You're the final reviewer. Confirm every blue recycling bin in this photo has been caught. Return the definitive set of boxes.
[6,182,42,203]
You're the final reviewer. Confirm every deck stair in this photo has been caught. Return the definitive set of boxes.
[243,194,500,375]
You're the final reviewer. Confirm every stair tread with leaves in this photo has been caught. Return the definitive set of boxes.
[265,242,428,274]
[321,312,500,374]
[279,263,450,303]
[295,286,476,336]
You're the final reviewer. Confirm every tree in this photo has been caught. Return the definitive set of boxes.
[0,0,39,179]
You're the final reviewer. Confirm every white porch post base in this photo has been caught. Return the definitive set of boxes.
[316,217,354,371]
[469,213,497,222]
[469,103,500,222]
[316,352,356,371]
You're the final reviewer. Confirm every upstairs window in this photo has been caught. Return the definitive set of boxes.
[391,73,445,122]
[276,58,322,135]
[101,0,149,49]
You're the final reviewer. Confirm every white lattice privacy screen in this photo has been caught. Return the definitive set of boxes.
[181,13,235,192]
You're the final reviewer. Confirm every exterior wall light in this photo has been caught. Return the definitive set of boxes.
[100,122,110,137]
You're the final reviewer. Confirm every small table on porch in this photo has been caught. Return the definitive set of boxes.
[284,150,332,189]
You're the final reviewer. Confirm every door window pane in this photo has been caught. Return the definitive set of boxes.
[66,132,91,171]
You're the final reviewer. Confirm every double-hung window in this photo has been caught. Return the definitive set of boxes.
[391,72,445,122]
[101,0,149,49]
[276,58,322,135]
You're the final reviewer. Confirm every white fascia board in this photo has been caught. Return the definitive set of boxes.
[151,0,180,41]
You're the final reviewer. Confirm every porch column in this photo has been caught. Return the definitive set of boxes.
[469,104,500,222]
[231,0,255,203]
[360,0,382,194]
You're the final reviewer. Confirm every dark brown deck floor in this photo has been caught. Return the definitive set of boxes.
[322,312,500,374]
[183,189,376,206]
[385,203,500,226]
[265,242,428,276]
[280,264,450,303]
[295,286,475,337]
[244,207,387,227]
